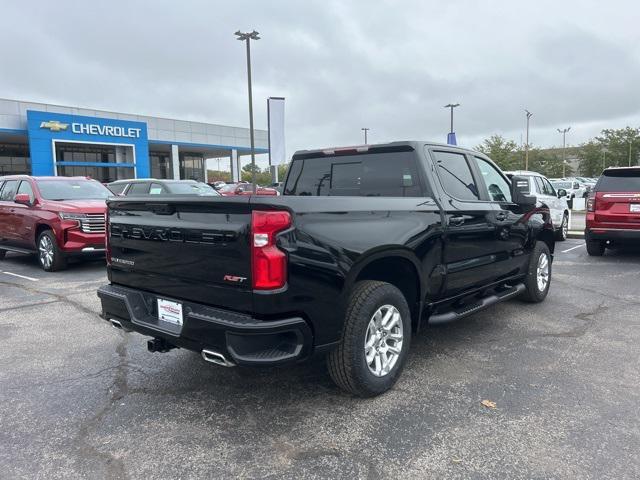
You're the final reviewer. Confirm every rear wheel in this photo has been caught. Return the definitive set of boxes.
[37,230,67,271]
[520,241,551,303]
[586,236,606,256]
[555,213,568,241]
[327,281,411,397]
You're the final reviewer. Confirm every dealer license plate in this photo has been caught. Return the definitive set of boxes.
[157,298,183,327]
[631,204,640,213]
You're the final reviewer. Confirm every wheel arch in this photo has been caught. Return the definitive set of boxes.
[346,249,424,330]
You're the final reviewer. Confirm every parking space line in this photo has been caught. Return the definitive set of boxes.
[561,244,585,253]
[0,271,39,282]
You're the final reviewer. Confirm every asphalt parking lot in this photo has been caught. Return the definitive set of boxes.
[1,240,639,479]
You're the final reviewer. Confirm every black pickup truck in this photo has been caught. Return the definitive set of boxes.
[98,142,554,396]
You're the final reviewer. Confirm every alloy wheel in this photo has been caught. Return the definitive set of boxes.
[39,235,54,269]
[364,304,404,377]
[536,252,549,292]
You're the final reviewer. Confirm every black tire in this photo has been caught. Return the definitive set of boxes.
[555,213,568,241]
[327,281,412,397]
[520,241,552,303]
[37,230,67,272]
[585,236,605,256]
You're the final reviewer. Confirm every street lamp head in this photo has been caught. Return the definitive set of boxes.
[235,30,260,41]
[444,103,460,108]
[525,109,533,118]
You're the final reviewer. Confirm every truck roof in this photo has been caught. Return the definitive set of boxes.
[292,141,479,159]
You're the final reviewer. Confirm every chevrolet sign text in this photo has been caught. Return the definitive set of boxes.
[71,123,142,138]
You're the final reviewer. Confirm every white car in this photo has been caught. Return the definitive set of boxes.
[505,171,570,241]
[550,178,587,200]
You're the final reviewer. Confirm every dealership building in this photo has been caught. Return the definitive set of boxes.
[0,98,268,183]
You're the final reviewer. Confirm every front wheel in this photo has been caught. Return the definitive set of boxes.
[37,230,67,271]
[327,281,412,397]
[520,241,552,303]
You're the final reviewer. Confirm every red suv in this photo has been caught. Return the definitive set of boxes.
[0,176,111,271]
[586,167,640,256]
[217,182,279,196]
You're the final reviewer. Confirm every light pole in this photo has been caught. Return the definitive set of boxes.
[444,103,460,145]
[601,147,608,172]
[235,30,260,192]
[525,109,533,170]
[361,127,370,145]
[557,127,571,177]
[629,140,633,167]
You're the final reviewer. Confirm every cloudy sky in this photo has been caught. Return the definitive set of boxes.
[2,0,639,168]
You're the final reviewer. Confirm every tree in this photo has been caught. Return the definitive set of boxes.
[577,127,640,176]
[476,135,520,171]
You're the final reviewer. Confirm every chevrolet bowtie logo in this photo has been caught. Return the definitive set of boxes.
[40,120,69,132]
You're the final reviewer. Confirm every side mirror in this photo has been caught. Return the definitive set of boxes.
[14,193,32,206]
[510,176,536,207]
[557,188,567,198]
[235,187,244,194]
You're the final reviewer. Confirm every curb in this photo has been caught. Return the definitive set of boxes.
[567,231,584,239]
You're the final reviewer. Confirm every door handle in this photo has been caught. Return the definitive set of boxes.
[496,211,507,221]
[449,215,465,226]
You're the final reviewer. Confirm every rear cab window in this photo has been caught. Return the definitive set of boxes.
[284,146,427,197]
[596,169,640,192]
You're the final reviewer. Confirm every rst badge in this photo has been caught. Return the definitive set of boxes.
[223,275,247,284]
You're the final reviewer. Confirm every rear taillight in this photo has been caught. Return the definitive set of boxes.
[587,196,596,212]
[251,210,291,290]
[105,209,111,266]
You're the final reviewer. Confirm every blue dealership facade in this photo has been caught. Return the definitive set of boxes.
[0,98,268,183]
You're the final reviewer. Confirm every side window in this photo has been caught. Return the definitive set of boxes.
[127,182,150,195]
[533,177,547,195]
[473,157,511,202]
[0,181,4,195]
[433,151,479,200]
[108,183,127,195]
[0,180,18,201]
[542,178,556,196]
[17,181,35,202]
[149,183,166,195]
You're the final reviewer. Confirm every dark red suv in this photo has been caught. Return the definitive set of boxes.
[586,167,640,256]
[0,176,111,271]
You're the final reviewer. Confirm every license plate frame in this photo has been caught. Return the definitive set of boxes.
[157,298,183,328]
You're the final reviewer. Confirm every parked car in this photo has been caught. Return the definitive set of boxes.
[505,171,570,241]
[585,166,640,256]
[98,141,555,397]
[552,178,587,199]
[108,179,220,196]
[217,182,279,196]
[0,176,110,271]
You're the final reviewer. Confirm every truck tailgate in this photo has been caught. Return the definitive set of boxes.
[107,196,253,313]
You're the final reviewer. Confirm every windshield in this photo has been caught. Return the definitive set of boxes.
[167,182,220,195]
[37,179,112,200]
[552,182,572,189]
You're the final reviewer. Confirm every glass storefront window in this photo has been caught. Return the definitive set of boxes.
[57,165,134,182]
[0,143,31,175]
[180,153,204,182]
[150,152,173,179]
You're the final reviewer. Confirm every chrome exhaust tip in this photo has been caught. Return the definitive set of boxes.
[201,349,236,367]
[109,319,131,332]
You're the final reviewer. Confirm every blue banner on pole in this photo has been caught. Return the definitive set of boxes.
[447,132,457,145]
